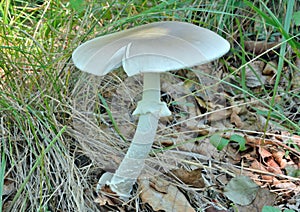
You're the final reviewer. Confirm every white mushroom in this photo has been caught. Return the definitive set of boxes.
[72,21,230,200]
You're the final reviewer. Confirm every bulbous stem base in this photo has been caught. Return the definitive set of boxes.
[97,72,171,200]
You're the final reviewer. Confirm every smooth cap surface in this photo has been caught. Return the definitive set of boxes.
[72,21,230,76]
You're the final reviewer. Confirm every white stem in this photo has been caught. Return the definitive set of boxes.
[109,112,159,199]
[100,73,171,200]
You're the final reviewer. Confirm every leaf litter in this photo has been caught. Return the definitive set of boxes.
[72,61,299,211]
[69,31,300,212]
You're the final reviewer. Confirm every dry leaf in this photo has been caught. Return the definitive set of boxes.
[94,192,115,206]
[94,191,126,212]
[246,136,261,146]
[272,151,287,169]
[259,147,272,159]
[245,61,267,88]
[258,146,284,175]
[273,182,300,194]
[261,174,277,183]
[244,41,280,55]
[265,158,282,175]
[171,168,205,188]
[139,176,195,212]
[291,134,300,145]
[3,180,15,196]
[208,109,231,122]
[182,138,227,161]
[250,160,281,184]
[230,110,244,128]
[262,61,277,75]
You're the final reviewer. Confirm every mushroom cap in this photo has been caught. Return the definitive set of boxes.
[72,21,230,76]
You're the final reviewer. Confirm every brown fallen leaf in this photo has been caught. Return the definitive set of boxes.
[171,168,205,188]
[272,151,287,169]
[262,61,277,75]
[258,147,272,159]
[139,175,195,212]
[94,192,126,212]
[244,61,267,88]
[208,108,231,122]
[95,173,124,207]
[273,182,299,193]
[265,158,282,175]
[250,159,277,183]
[244,40,280,55]
[3,180,15,196]
[291,134,300,145]
[230,109,244,128]
[94,191,115,206]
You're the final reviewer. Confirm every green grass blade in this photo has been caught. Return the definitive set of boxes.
[244,0,300,53]
[98,93,127,142]
[263,0,295,134]
[8,126,67,210]
[0,138,6,212]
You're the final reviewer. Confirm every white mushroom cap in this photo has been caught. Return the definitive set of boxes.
[72,21,230,76]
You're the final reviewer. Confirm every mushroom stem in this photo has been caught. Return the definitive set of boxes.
[104,72,170,199]
[132,73,171,117]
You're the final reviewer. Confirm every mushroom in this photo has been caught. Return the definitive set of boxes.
[72,21,230,200]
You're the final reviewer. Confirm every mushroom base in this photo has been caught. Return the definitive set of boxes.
[97,72,170,200]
